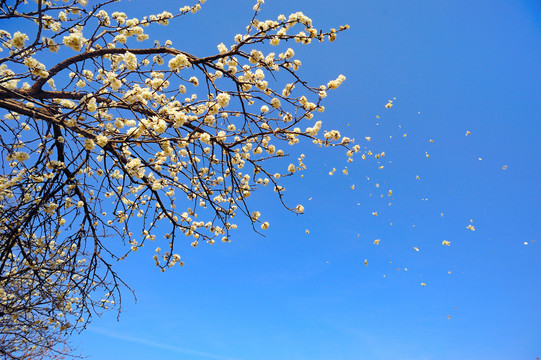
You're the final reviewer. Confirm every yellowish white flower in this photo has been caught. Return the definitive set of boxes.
[124,52,138,70]
[13,151,30,162]
[84,139,95,151]
[287,164,295,173]
[63,31,86,51]
[217,43,228,54]
[12,31,29,48]
[95,134,108,147]
[217,92,230,107]
[168,54,190,71]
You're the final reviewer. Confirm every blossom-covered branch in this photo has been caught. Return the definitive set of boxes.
[0,0,353,357]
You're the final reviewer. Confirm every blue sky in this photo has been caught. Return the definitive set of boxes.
[73,0,540,359]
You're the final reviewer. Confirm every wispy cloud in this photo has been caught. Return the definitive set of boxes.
[88,327,243,360]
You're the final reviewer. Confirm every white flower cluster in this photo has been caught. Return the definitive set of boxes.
[216,92,231,107]
[22,57,49,78]
[140,116,168,134]
[86,97,97,112]
[168,53,190,71]
[324,129,341,141]
[112,11,128,24]
[305,121,323,136]
[327,74,346,89]
[6,151,30,162]
[0,65,18,89]
[102,71,122,90]
[11,31,28,48]
[217,43,228,54]
[123,52,138,70]
[63,30,86,51]
[0,169,26,201]
[84,139,95,150]
[43,37,60,52]
[95,134,109,147]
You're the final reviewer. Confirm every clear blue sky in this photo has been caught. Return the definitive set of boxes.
[74,1,540,359]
